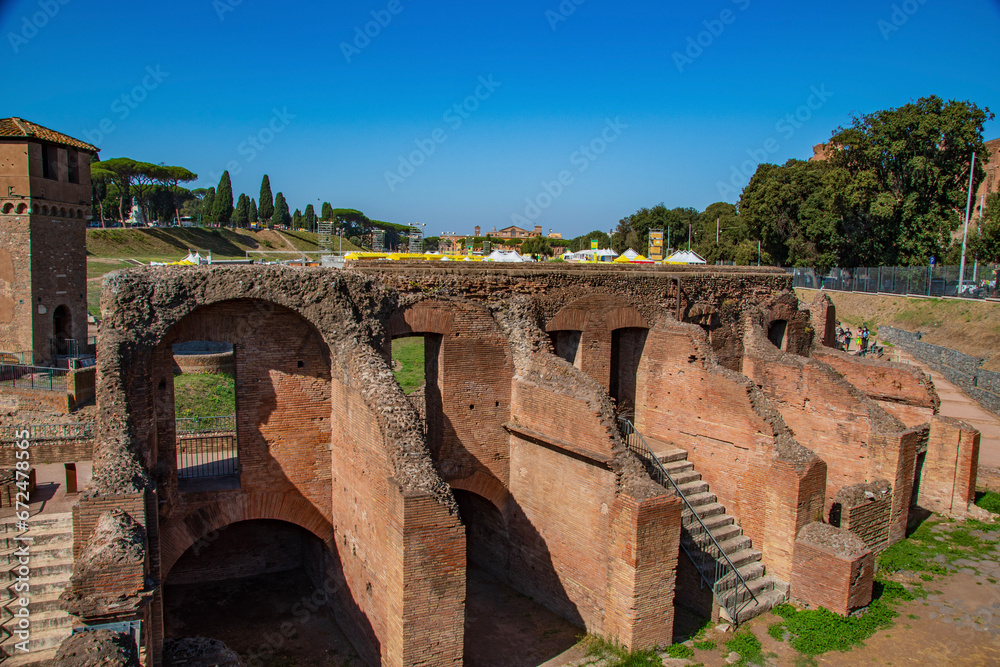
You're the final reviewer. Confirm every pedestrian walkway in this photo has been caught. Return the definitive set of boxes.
[891,348,1000,469]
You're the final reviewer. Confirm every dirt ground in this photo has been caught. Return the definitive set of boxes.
[163,566,580,667]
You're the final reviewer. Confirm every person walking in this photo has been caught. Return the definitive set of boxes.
[861,325,870,352]
[843,327,852,351]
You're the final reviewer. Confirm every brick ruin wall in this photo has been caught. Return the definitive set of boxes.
[65,263,979,665]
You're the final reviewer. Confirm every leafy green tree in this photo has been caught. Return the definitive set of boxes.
[521,236,554,257]
[213,171,235,224]
[272,192,291,228]
[258,175,274,222]
[292,208,303,229]
[303,204,316,231]
[332,208,370,237]
[828,95,992,266]
[321,202,334,221]
[201,187,216,224]
[740,160,841,270]
[248,198,258,224]
[568,230,611,252]
[89,160,113,226]
[424,236,440,251]
[233,194,249,227]
[155,165,198,226]
[971,192,1000,263]
[94,157,141,222]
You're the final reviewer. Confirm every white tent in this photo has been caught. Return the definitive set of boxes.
[621,248,640,260]
[664,250,707,264]
[563,248,618,262]
[487,249,527,263]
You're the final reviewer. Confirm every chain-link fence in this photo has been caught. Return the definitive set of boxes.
[789,264,1000,299]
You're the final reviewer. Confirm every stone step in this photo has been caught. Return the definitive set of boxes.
[1,647,60,666]
[670,469,701,485]
[2,559,72,580]
[2,589,64,615]
[0,528,72,551]
[714,561,766,593]
[692,503,728,522]
[708,522,742,543]
[0,545,72,565]
[724,548,762,570]
[652,446,688,463]
[661,459,694,475]
[716,574,778,610]
[716,534,752,555]
[684,491,717,508]
[0,573,71,600]
[721,586,789,625]
[0,514,73,532]
[0,608,73,632]
[1,624,73,658]
[677,480,709,496]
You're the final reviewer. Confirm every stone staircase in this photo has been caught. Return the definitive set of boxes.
[0,512,75,665]
[644,438,789,623]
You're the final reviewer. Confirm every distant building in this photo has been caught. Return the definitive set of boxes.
[0,118,98,364]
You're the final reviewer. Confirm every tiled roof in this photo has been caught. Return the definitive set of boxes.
[0,117,98,152]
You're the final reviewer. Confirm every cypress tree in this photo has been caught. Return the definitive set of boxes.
[292,208,303,230]
[213,171,234,224]
[201,187,216,223]
[304,204,316,231]
[233,194,249,227]
[249,198,258,224]
[321,202,333,221]
[258,175,274,222]
[272,192,291,228]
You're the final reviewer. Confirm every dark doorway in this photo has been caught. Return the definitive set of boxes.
[52,305,72,355]
[610,328,648,416]
[768,320,788,351]
[549,330,582,367]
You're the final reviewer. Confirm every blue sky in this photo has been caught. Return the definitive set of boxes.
[3,0,998,238]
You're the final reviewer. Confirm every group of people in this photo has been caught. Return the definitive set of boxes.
[835,322,872,353]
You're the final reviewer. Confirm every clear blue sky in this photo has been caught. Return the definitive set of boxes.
[3,0,998,238]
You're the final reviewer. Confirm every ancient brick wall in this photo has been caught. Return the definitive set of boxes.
[832,481,893,553]
[0,214,31,354]
[29,216,88,363]
[917,416,980,517]
[0,437,93,465]
[791,523,874,616]
[172,351,236,375]
[811,346,939,427]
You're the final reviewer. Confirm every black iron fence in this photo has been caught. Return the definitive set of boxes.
[790,264,1000,299]
[0,364,68,392]
[0,422,94,443]
[51,336,97,360]
[177,434,238,479]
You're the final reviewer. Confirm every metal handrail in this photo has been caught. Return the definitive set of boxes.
[0,364,68,392]
[617,417,757,624]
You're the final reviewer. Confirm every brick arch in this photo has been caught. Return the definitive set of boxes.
[449,468,510,515]
[545,294,648,333]
[386,298,456,337]
[1,203,12,214]
[159,492,335,578]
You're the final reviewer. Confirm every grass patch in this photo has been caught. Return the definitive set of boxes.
[767,622,786,641]
[391,337,425,395]
[724,631,764,666]
[173,372,236,419]
[692,639,716,651]
[878,516,1000,575]
[976,491,1000,514]
[579,635,661,666]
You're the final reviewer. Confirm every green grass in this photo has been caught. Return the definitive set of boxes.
[661,643,693,659]
[692,639,716,651]
[173,372,236,419]
[86,259,133,280]
[579,636,661,667]
[724,630,764,666]
[976,491,1000,514]
[392,337,425,394]
[878,516,1000,574]
[767,622,787,641]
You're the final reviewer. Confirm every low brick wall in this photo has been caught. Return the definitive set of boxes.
[831,481,892,554]
[791,522,874,616]
[881,326,1000,415]
[0,437,94,465]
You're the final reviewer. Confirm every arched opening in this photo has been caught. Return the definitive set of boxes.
[164,520,359,664]
[609,327,647,416]
[549,329,583,368]
[171,342,238,487]
[52,304,72,355]
[768,319,788,351]
[453,489,578,667]
[1,203,12,214]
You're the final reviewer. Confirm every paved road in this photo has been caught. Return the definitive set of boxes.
[890,348,1000,469]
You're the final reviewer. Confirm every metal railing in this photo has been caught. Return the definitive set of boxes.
[175,415,236,434]
[790,264,1000,300]
[51,336,96,360]
[177,434,238,479]
[617,417,756,624]
[0,364,68,392]
[0,422,94,443]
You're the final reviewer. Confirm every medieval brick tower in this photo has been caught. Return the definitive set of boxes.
[0,118,97,365]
